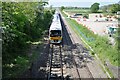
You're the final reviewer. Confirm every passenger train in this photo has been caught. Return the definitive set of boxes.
[49,11,62,44]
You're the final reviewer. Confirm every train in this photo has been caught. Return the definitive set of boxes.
[49,11,62,44]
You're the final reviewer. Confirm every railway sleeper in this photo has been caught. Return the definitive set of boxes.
[52,64,61,68]
[52,59,60,62]
[51,70,66,75]
[52,61,61,63]
[51,68,61,71]
[50,73,62,78]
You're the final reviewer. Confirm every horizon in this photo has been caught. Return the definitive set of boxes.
[46,0,120,7]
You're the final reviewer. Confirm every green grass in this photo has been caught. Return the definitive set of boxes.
[64,8,104,14]
[3,55,30,78]
[64,8,116,17]
[3,53,38,78]
[61,11,119,67]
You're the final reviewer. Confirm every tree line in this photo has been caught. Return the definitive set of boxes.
[91,3,120,13]
[101,3,120,13]
[2,2,54,78]
[60,2,120,13]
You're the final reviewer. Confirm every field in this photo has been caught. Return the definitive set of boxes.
[64,8,116,17]
[64,8,90,13]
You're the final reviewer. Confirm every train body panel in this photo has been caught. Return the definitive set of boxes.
[49,11,62,44]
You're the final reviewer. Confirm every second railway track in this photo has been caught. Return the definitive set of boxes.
[60,13,94,79]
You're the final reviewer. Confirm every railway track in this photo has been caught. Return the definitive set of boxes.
[48,44,65,80]
[62,23,81,79]
[60,13,94,79]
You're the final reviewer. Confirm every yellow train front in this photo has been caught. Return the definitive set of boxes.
[49,11,62,44]
[49,30,62,44]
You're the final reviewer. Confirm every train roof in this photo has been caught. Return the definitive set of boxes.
[49,21,62,31]
[52,13,59,21]
[49,12,62,31]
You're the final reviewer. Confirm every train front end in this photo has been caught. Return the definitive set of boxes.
[49,30,62,44]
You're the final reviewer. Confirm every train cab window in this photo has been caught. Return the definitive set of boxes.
[50,30,61,37]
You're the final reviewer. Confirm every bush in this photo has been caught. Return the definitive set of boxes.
[2,2,54,78]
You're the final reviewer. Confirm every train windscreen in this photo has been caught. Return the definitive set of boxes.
[50,30,61,37]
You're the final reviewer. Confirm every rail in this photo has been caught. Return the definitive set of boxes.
[48,44,63,80]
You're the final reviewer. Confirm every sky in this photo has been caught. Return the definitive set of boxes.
[47,0,120,7]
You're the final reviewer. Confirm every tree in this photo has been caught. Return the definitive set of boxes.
[2,2,54,78]
[101,6,108,13]
[61,6,65,11]
[90,3,100,13]
[109,4,120,13]
[50,5,53,10]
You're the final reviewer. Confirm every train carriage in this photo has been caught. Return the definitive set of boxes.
[49,11,62,44]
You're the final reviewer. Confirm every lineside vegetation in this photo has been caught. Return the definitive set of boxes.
[2,2,54,78]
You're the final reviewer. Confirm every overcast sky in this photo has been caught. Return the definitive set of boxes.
[47,0,119,7]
